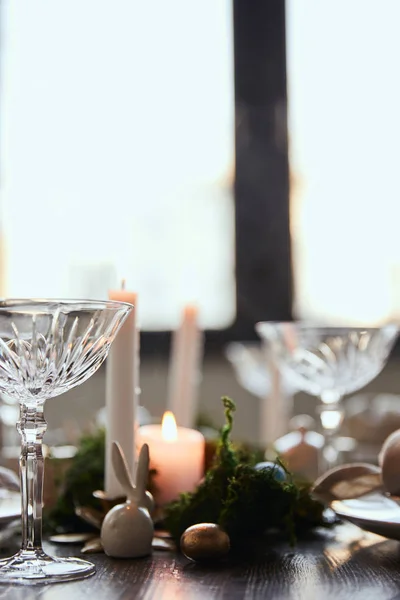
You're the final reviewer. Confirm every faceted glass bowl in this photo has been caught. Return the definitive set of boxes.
[256,322,399,470]
[256,323,398,402]
[0,299,132,584]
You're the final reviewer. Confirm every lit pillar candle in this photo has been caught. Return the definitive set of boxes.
[138,412,205,506]
[167,305,204,428]
[105,281,139,497]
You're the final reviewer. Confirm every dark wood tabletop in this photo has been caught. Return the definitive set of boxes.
[2,524,400,600]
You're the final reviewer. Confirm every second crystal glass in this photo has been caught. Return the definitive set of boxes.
[256,322,398,472]
[0,299,132,584]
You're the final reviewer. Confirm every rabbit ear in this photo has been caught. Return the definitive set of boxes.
[135,444,150,503]
[111,442,135,499]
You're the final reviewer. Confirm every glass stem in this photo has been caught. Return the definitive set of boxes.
[318,393,344,473]
[17,401,47,552]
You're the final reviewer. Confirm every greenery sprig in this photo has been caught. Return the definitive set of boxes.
[46,429,106,533]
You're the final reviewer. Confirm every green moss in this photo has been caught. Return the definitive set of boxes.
[164,397,327,546]
[45,429,106,533]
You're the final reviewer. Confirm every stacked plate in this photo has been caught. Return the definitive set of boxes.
[332,493,400,540]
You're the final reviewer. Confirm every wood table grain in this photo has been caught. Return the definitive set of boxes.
[2,524,400,600]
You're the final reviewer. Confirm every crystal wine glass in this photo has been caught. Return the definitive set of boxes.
[0,299,132,584]
[256,322,398,472]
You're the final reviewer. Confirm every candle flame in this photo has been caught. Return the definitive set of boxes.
[183,304,198,322]
[121,279,126,290]
[162,411,178,442]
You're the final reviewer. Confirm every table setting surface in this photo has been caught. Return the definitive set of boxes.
[1,524,400,600]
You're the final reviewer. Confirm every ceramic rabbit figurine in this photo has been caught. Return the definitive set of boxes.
[101,442,154,558]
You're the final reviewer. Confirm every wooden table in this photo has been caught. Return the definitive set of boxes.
[3,524,400,599]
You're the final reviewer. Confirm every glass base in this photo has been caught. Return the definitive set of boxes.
[0,549,96,584]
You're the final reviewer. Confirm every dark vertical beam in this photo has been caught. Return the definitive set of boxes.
[233,0,292,335]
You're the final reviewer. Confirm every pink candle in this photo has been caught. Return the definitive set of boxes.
[138,412,205,506]
[167,304,203,428]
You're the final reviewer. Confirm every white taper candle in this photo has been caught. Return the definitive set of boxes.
[105,283,138,497]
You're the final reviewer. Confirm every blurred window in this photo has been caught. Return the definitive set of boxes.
[287,0,400,326]
[0,1,291,349]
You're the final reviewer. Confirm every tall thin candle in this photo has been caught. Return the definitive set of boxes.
[260,346,291,450]
[167,305,203,428]
[105,281,139,497]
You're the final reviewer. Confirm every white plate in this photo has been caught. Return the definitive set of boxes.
[332,492,400,540]
[0,492,20,525]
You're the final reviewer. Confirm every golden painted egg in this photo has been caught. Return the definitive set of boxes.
[180,523,230,562]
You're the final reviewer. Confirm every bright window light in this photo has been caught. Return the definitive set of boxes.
[287,0,400,325]
[0,0,235,330]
